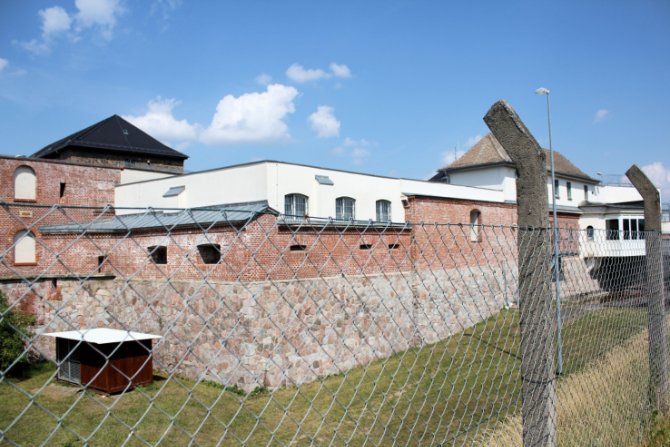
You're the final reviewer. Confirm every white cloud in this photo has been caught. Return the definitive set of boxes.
[641,162,670,200]
[331,146,346,156]
[330,62,351,78]
[14,0,124,54]
[200,84,299,145]
[441,149,466,166]
[286,63,330,82]
[0,58,8,72]
[123,97,198,142]
[256,73,272,85]
[343,137,375,147]
[351,148,371,165]
[594,109,609,123]
[41,6,73,36]
[308,105,340,138]
[74,0,124,39]
[464,134,483,148]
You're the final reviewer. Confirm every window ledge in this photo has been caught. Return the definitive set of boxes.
[13,262,38,266]
[13,199,37,203]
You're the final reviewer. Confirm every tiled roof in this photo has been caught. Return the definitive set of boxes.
[32,115,188,160]
[440,133,597,182]
[40,201,272,234]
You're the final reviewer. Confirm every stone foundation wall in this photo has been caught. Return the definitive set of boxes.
[2,263,516,392]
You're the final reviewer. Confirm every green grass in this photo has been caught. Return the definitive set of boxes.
[0,306,647,446]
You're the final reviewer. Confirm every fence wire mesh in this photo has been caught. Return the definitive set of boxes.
[0,203,668,446]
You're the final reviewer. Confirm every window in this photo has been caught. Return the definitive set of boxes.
[554,179,560,199]
[97,255,106,272]
[13,166,36,201]
[148,246,167,264]
[606,219,619,240]
[360,244,373,250]
[13,230,36,264]
[388,243,400,250]
[470,209,481,242]
[567,182,572,200]
[59,182,66,198]
[622,218,645,240]
[198,244,221,264]
[285,194,308,217]
[586,226,594,241]
[336,197,355,220]
[290,244,306,252]
[584,185,588,199]
[376,200,391,222]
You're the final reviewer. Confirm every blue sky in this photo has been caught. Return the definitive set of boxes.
[1,1,669,196]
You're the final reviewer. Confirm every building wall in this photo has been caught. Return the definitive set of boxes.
[0,157,123,276]
[115,161,510,222]
[50,148,184,174]
[5,263,516,392]
[115,163,268,214]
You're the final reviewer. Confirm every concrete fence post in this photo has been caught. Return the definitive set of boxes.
[626,164,669,414]
[484,99,557,446]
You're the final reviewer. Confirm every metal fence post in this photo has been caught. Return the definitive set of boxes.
[484,99,557,446]
[626,164,669,413]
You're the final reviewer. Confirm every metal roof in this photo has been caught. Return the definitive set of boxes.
[42,328,161,344]
[40,201,273,234]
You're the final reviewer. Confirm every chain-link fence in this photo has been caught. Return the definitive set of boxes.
[0,203,667,446]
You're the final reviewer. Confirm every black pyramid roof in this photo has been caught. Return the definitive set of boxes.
[31,115,189,160]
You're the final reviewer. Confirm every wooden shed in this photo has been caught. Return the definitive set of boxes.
[43,328,162,394]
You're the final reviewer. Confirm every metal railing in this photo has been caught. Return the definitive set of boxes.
[0,203,667,446]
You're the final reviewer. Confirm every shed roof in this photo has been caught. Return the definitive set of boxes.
[42,328,161,344]
[39,201,274,234]
[31,115,189,160]
[440,133,598,183]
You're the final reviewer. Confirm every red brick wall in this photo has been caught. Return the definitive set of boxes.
[0,156,121,277]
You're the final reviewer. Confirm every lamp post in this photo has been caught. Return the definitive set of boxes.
[535,87,563,375]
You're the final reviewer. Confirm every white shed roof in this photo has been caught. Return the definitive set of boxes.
[42,328,162,344]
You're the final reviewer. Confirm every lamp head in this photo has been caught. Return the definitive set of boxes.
[535,87,550,95]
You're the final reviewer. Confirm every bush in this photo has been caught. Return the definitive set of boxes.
[0,290,36,372]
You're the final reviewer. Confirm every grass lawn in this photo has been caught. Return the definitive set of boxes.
[0,306,647,446]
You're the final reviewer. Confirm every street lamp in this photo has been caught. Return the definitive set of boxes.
[535,87,563,375]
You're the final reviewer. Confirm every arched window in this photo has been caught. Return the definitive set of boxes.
[13,230,36,264]
[376,200,391,222]
[470,209,481,242]
[285,194,308,217]
[14,166,36,201]
[336,197,355,220]
[586,226,594,241]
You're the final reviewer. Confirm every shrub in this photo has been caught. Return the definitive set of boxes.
[0,290,36,372]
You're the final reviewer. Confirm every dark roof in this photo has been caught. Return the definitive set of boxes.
[439,133,597,183]
[40,201,272,235]
[31,115,188,160]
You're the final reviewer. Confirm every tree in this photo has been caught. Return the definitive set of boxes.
[0,290,35,372]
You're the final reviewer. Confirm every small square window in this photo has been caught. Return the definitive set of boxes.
[198,244,221,264]
[360,244,373,250]
[290,244,306,252]
[148,245,167,264]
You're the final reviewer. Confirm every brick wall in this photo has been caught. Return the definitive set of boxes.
[0,157,121,277]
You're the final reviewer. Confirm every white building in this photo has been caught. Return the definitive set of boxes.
[115,160,506,222]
